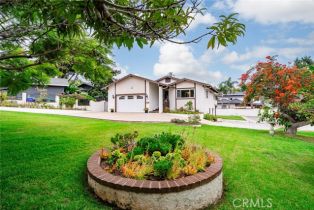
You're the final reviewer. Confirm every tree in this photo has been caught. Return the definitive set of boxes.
[0,32,118,94]
[240,56,314,135]
[217,77,238,94]
[294,56,314,69]
[0,0,245,94]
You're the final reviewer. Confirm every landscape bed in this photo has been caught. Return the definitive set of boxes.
[87,132,223,209]
[88,150,223,210]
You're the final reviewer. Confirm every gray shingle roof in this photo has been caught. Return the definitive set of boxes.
[48,78,69,87]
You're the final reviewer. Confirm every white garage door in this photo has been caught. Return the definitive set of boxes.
[117,95,145,112]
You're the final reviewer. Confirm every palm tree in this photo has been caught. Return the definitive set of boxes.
[218,77,238,94]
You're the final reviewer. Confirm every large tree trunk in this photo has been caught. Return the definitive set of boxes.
[286,121,310,135]
[286,126,297,135]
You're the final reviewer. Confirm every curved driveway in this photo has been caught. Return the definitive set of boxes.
[0,107,313,131]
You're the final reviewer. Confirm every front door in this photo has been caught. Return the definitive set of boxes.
[163,89,169,112]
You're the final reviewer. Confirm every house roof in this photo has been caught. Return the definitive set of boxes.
[218,98,243,104]
[221,92,245,96]
[103,74,217,93]
[169,78,218,93]
[155,75,180,82]
[48,78,69,87]
[103,74,158,89]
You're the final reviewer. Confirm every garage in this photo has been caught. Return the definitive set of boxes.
[117,95,145,112]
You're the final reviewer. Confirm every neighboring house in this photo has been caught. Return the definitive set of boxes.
[217,92,263,109]
[217,92,245,109]
[106,74,218,113]
[14,78,69,102]
[78,81,93,92]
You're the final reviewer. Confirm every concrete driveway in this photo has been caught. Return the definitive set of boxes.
[1,107,313,131]
[0,107,187,122]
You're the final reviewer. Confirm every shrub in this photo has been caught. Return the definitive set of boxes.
[111,131,138,151]
[0,100,18,107]
[59,96,76,108]
[204,113,217,122]
[101,132,215,180]
[170,109,200,114]
[128,146,144,159]
[153,157,173,178]
[185,100,193,111]
[183,165,197,175]
[137,132,184,155]
[170,118,186,124]
[0,92,8,102]
[188,114,201,124]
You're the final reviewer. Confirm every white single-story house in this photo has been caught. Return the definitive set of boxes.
[106,74,218,113]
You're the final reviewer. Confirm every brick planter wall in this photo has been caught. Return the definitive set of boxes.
[87,151,223,210]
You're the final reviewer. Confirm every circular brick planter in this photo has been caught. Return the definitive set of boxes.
[87,151,223,210]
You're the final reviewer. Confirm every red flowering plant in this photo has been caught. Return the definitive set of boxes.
[240,56,314,135]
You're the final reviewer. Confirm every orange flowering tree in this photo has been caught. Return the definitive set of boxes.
[240,56,314,135]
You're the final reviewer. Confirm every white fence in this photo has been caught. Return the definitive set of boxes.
[216,108,259,117]
[86,100,108,112]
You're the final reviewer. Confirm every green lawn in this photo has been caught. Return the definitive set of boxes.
[217,115,245,121]
[1,111,313,209]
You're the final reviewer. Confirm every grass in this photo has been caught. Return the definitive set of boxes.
[216,115,245,121]
[1,111,313,209]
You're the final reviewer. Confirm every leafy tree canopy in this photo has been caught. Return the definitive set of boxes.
[241,56,314,135]
[294,56,314,70]
[0,31,118,94]
[217,77,239,94]
[0,0,245,94]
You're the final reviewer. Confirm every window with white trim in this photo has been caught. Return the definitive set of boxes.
[206,90,209,98]
[128,96,134,99]
[176,89,195,98]
[119,96,125,100]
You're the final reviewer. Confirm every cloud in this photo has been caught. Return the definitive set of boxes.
[115,63,129,79]
[233,0,314,24]
[263,31,314,46]
[153,42,224,84]
[223,45,313,65]
[188,12,217,30]
[211,0,234,10]
[222,46,274,64]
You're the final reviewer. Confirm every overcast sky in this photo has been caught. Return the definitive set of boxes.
[112,0,314,85]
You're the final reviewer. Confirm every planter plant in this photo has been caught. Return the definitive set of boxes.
[99,131,215,180]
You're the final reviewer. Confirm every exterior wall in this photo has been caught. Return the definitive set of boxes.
[176,81,194,89]
[115,77,145,95]
[107,85,115,112]
[195,84,217,113]
[176,99,193,110]
[169,81,217,113]
[148,83,159,111]
[174,81,196,111]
